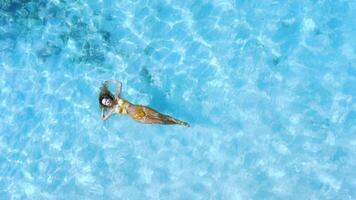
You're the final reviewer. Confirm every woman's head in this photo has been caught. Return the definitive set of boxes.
[101,97,113,106]
[99,82,115,109]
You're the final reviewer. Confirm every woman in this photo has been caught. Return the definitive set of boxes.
[99,80,190,127]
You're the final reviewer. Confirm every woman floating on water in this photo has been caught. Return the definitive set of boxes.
[99,80,189,127]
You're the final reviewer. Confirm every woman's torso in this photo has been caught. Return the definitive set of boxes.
[114,98,130,114]
[113,98,145,120]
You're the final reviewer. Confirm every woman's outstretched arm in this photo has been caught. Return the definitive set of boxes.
[103,80,122,99]
[115,80,122,99]
[101,108,115,121]
[101,108,105,119]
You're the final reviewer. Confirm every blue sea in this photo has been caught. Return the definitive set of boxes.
[1,0,355,199]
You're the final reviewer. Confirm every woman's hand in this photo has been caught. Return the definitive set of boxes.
[104,80,121,84]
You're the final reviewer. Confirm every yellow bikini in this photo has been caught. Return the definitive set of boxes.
[116,98,146,120]
[116,99,128,114]
[132,107,146,120]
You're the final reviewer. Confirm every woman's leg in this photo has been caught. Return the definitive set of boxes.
[137,116,175,124]
[142,106,190,127]
[127,105,189,126]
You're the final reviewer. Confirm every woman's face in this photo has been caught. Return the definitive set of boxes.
[102,97,112,106]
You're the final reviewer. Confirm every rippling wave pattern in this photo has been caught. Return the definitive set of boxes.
[1,0,355,199]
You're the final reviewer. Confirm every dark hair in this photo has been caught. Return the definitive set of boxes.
[98,82,115,110]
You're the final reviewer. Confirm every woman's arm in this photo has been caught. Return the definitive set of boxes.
[104,80,122,99]
[101,108,104,119]
[115,80,122,99]
[101,108,115,121]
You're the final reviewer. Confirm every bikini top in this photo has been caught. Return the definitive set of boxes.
[116,98,128,114]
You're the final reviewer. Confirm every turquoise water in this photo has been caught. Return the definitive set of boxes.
[1,0,355,199]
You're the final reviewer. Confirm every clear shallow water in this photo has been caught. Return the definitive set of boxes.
[0,0,355,199]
